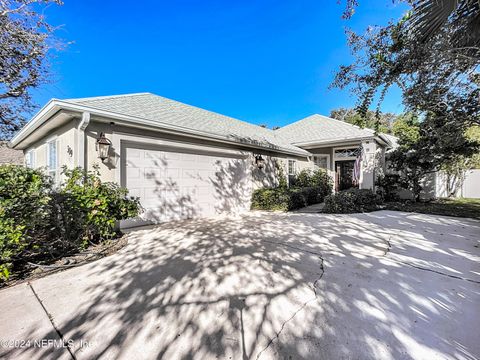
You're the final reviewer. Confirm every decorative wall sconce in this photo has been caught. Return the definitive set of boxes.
[255,155,265,169]
[96,132,112,162]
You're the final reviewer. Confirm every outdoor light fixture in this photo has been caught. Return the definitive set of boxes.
[96,132,112,162]
[255,155,265,169]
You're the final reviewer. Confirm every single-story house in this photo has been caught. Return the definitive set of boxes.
[9,93,395,224]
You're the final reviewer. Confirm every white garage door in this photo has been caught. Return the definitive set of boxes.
[123,144,252,223]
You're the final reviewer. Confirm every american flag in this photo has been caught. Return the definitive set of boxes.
[353,146,364,184]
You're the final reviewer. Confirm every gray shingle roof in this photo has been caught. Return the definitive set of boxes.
[65,93,309,156]
[275,114,375,145]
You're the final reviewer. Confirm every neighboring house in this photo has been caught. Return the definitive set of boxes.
[0,141,24,165]
[10,93,395,225]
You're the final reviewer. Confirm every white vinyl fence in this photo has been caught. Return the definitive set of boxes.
[462,169,480,198]
[436,169,480,199]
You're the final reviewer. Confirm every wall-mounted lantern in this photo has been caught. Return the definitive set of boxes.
[255,155,265,169]
[96,132,112,162]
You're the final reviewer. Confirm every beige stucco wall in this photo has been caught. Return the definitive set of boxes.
[26,120,78,181]
[360,140,377,190]
[83,121,311,189]
[24,117,389,196]
[251,155,311,189]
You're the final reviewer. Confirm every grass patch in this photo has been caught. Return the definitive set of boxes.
[385,198,480,220]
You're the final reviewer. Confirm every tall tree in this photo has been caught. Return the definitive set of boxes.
[329,107,398,133]
[0,0,62,140]
[334,1,480,129]
[388,114,479,201]
[342,0,480,47]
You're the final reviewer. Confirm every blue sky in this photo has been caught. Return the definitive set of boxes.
[34,0,409,127]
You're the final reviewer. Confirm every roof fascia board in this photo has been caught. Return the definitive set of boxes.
[12,100,309,157]
[90,114,308,157]
[294,136,375,148]
[376,134,392,148]
[9,99,61,148]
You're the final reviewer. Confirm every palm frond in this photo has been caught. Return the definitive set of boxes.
[409,0,480,46]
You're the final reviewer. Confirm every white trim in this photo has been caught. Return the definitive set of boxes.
[46,138,59,183]
[10,99,309,157]
[77,112,90,168]
[333,145,360,161]
[292,137,374,148]
[287,159,297,176]
[287,158,297,187]
[25,149,35,168]
[9,100,60,147]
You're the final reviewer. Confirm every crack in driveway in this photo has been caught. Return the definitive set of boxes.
[256,231,478,359]
[383,236,480,284]
[393,261,480,284]
[255,241,325,360]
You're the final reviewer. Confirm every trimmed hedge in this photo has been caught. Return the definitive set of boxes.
[291,169,332,197]
[323,188,383,214]
[251,168,333,212]
[251,186,327,211]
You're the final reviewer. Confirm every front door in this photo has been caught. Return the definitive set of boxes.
[335,160,356,191]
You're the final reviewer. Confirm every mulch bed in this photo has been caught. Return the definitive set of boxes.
[1,235,128,289]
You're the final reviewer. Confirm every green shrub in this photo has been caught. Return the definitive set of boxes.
[291,169,333,198]
[376,174,401,202]
[251,188,290,211]
[251,186,326,211]
[0,165,141,281]
[252,167,333,212]
[61,167,141,242]
[275,160,288,189]
[0,165,53,280]
[323,188,383,214]
[293,169,313,188]
[311,168,333,198]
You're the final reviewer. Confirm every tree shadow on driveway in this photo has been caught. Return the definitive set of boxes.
[2,211,479,359]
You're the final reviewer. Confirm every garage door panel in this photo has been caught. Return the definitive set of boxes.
[125,145,252,224]
[165,168,180,179]
[127,167,141,179]
[180,153,196,162]
[144,168,163,179]
[127,148,142,158]
[165,152,182,160]
[128,188,142,199]
[182,168,200,180]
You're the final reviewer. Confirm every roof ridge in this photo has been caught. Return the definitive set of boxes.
[277,113,375,134]
[314,114,376,133]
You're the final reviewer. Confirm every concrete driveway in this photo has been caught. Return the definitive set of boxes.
[1,211,479,360]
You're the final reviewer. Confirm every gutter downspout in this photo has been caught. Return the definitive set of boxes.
[77,112,90,169]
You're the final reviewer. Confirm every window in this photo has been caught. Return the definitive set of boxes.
[47,140,58,181]
[314,155,329,170]
[288,160,296,175]
[25,150,35,168]
[334,147,358,159]
[288,159,296,186]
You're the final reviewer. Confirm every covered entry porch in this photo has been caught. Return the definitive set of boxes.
[301,139,386,192]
